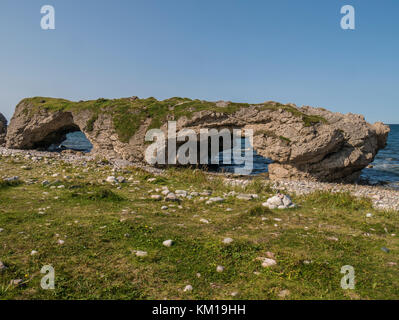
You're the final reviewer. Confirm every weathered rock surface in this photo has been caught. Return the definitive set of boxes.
[263,193,295,209]
[5,97,390,182]
[0,112,7,146]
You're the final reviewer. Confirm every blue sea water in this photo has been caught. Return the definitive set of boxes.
[54,131,93,152]
[217,125,399,188]
[61,126,399,187]
[360,124,399,188]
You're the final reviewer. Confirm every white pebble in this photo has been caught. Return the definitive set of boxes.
[183,285,193,292]
[135,250,148,257]
[223,237,234,244]
[216,265,224,273]
[163,240,173,247]
[262,258,277,267]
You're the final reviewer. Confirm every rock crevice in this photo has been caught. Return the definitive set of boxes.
[0,112,7,146]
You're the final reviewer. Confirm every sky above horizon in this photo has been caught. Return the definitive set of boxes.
[1,0,398,123]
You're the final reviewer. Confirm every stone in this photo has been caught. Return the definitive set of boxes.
[151,195,162,201]
[366,213,373,218]
[10,279,23,286]
[30,250,38,256]
[281,195,292,207]
[278,289,291,298]
[265,195,282,206]
[106,176,117,183]
[183,285,193,292]
[161,206,168,210]
[5,176,19,182]
[175,190,188,197]
[236,194,253,201]
[263,193,294,209]
[207,197,225,204]
[200,218,210,224]
[57,239,65,245]
[381,247,390,253]
[163,240,173,247]
[216,265,224,273]
[116,176,126,183]
[135,250,148,257]
[223,237,234,244]
[165,193,178,202]
[327,236,339,241]
[261,258,277,267]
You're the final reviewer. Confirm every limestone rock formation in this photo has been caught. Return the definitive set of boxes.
[5,97,390,182]
[0,112,7,146]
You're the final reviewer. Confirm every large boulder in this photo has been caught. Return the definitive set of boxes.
[0,112,7,146]
[5,97,390,182]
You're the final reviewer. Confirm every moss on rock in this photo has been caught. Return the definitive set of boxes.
[20,96,328,143]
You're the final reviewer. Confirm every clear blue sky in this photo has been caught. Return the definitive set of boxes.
[1,0,398,123]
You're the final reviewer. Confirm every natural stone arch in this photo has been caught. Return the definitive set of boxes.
[5,96,390,182]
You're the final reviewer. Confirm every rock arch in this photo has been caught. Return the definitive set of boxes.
[5,97,390,182]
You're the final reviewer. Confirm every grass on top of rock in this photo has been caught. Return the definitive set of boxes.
[1,154,397,300]
[20,97,328,143]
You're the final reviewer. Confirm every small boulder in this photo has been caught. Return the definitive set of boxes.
[263,193,295,209]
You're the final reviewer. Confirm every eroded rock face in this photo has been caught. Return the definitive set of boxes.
[0,112,7,146]
[5,98,390,182]
[176,106,389,182]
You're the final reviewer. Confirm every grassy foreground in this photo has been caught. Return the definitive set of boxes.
[0,154,398,300]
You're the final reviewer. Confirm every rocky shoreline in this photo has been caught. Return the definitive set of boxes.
[1,146,398,211]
